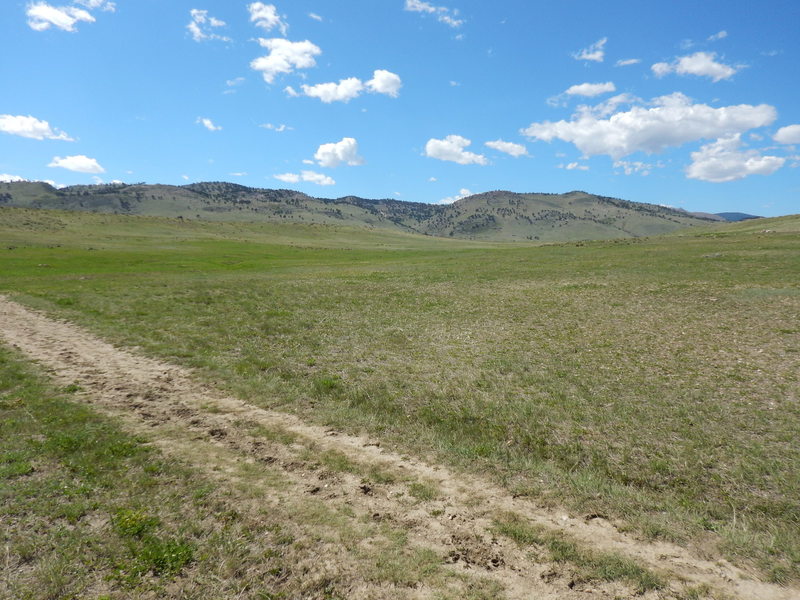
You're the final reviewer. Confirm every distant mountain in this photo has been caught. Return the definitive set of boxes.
[0,181,719,242]
[715,212,762,222]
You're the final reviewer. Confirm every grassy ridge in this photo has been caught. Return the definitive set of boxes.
[1,207,799,582]
[1,181,715,242]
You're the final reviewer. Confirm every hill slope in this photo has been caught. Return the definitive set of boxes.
[0,180,716,241]
[715,212,762,222]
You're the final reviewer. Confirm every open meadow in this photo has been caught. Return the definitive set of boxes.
[1,206,798,598]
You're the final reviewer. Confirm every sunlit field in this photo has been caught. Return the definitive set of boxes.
[2,207,799,583]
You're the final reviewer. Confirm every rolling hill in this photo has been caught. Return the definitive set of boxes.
[0,180,719,241]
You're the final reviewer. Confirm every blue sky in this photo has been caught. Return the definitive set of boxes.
[1,0,798,216]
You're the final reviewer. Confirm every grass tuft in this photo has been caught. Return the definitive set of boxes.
[408,481,440,502]
[494,512,664,592]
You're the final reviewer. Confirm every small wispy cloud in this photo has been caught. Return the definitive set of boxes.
[548,82,616,107]
[573,37,607,62]
[260,123,293,132]
[273,170,335,186]
[223,77,245,94]
[485,140,528,157]
[196,117,222,131]
[614,160,659,176]
[559,162,589,171]
[187,9,230,42]
[404,0,464,28]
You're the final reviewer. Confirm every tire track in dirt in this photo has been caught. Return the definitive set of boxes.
[0,296,794,600]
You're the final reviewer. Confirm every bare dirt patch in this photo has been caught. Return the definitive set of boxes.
[0,295,795,600]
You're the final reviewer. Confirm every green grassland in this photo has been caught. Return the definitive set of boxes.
[1,206,799,583]
[1,345,508,600]
[1,346,270,599]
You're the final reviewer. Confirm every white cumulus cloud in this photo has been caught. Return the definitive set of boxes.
[26,2,94,31]
[48,155,105,174]
[438,188,472,204]
[0,114,74,141]
[315,137,364,168]
[564,82,616,97]
[274,173,300,183]
[650,62,672,78]
[248,2,287,35]
[300,70,402,102]
[521,92,776,160]
[302,78,364,103]
[774,124,800,145]
[366,70,403,97]
[41,179,67,188]
[425,135,487,165]
[686,134,785,182]
[651,51,738,82]
[196,117,222,131]
[250,38,322,83]
[707,30,728,42]
[573,37,607,62]
[404,0,464,28]
[301,170,335,185]
[187,9,230,42]
[615,58,641,67]
[485,140,528,157]
[0,174,27,182]
[26,0,114,32]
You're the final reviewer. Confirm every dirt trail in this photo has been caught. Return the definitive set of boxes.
[0,295,795,600]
